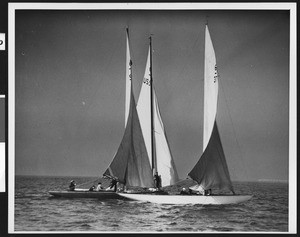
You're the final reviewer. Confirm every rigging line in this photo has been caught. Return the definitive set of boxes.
[74,32,124,130]
[76,175,103,188]
[86,32,125,113]
[65,32,124,176]
[64,32,124,152]
[218,76,251,186]
[154,28,201,91]
[153,29,202,122]
[177,31,201,85]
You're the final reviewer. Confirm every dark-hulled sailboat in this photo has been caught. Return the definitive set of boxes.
[49,29,154,198]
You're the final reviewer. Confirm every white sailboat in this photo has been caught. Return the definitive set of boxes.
[136,38,179,187]
[49,28,154,198]
[118,25,252,205]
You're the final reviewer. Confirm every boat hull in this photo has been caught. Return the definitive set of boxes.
[49,190,119,199]
[118,193,252,205]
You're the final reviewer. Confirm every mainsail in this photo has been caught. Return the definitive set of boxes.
[137,40,179,187]
[124,28,132,127]
[103,29,154,188]
[104,86,154,187]
[188,25,234,193]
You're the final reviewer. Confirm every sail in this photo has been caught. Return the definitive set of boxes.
[104,86,154,188]
[137,45,179,186]
[188,25,234,193]
[136,47,152,163]
[188,121,234,192]
[203,25,218,152]
[153,89,179,186]
[125,28,132,127]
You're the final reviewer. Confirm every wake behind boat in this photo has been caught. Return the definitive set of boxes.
[118,25,253,205]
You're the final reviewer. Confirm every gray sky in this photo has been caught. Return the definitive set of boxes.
[15,9,290,181]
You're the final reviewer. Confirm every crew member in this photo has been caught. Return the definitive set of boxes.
[109,178,118,192]
[69,180,76,191]
[89,185,95,191]
[96,182,103,191]
[153,172,162,190]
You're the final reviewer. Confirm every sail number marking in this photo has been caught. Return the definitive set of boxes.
[143,77,151,86]
[214,65,218,83]
[128,60,133,80]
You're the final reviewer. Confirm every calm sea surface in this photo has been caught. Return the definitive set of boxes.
[14,176,288,233]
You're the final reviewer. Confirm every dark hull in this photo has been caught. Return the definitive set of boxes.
[49,190,120,199]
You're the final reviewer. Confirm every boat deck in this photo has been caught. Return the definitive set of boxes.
[49,190,120,199]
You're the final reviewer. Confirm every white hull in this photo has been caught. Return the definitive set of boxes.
[118,193,252,205]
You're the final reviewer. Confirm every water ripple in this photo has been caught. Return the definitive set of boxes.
[14,177,288,232]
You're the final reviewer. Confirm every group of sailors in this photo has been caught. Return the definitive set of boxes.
[153,172,212,195]
[68,177,118,192]
[69,172,213,196]
[180,187,212,196]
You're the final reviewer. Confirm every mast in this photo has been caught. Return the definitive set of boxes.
[149,36,156,174]
[137,36,179,186]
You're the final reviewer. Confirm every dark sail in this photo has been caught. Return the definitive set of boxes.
[188,121,234,193]
[104,86,154,188]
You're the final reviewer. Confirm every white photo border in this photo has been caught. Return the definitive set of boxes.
[8,2,297,234]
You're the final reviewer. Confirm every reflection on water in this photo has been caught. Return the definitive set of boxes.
[14,176,288,232]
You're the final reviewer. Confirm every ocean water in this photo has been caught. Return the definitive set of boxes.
[14,176,288,233]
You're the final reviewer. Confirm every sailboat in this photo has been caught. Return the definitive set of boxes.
[49,28,154,198]
[118,25,252,205]
[102,33,179,193]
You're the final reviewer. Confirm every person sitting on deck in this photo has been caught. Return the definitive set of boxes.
[96,182,103,191]
[180,188,190,195]
[204,189,212,196]
[188,188,201,195]
[153,172,162,190]
[188,184,205,195]
[89,185,95,191]
[69,180,76,191]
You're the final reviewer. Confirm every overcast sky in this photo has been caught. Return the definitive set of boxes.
[14,9,290,181]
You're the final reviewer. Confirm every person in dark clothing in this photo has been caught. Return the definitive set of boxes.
[205,189,212,196]
[69,180,76,191]
[89,185,95,191]
[180,188,189,195]
[109,178,118,192]
[154,172,162,190]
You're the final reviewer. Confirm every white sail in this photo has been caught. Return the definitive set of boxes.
[203,25,219,152]
[137,45,179,186]
[137,47,152,162]
[188,25,234,193]
[125,28,132,127]
[153,89,179,186]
